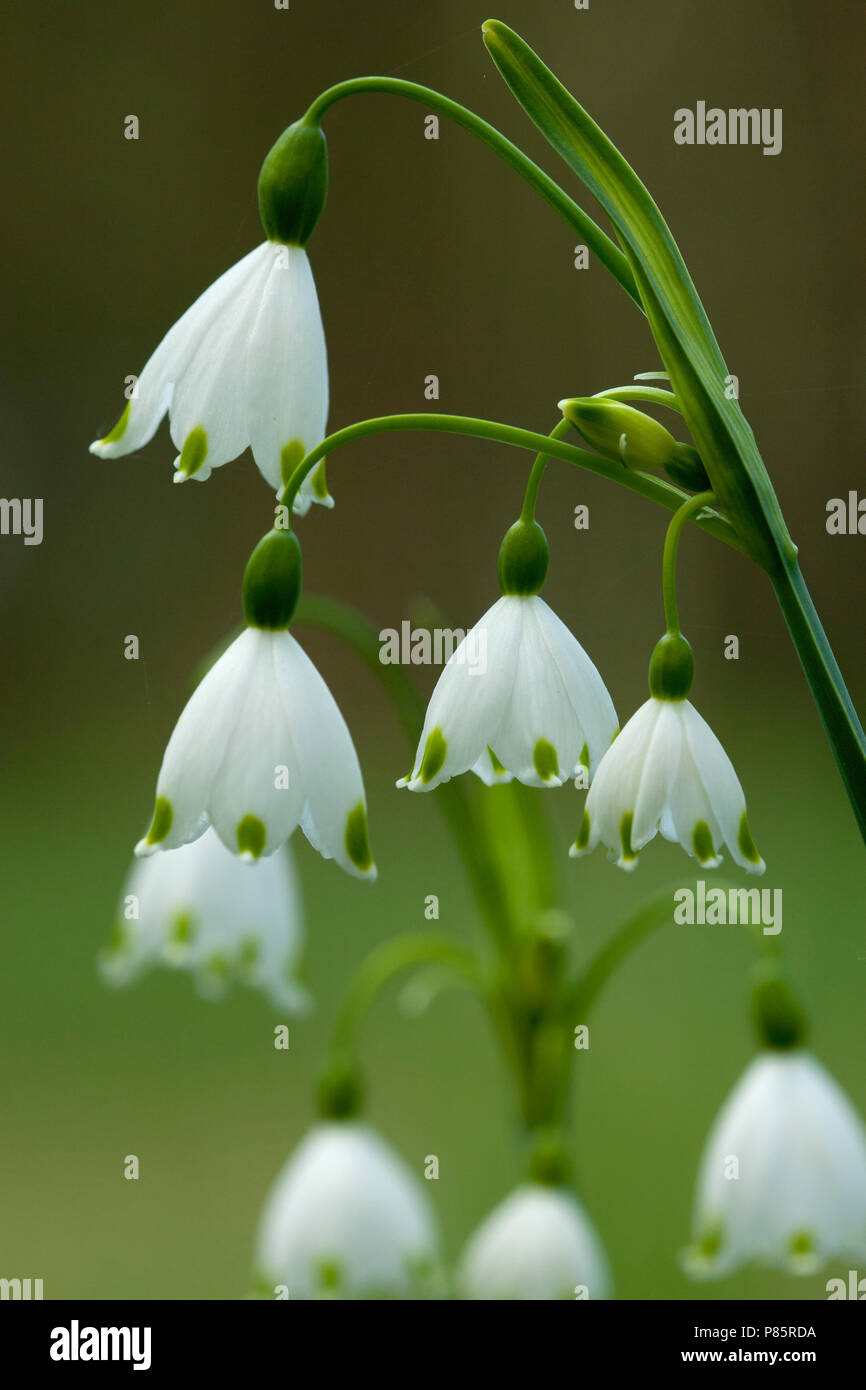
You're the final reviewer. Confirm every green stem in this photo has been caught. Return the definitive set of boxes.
[661,490,717,634]
[592,385,681,411]
[770,559,866,845]
[520,418,573,522]
[570,885,772,1021]
[331,931,481,1053]
[282,413,746,554]
[305,78,640,306]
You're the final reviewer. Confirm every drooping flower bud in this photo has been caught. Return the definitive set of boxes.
[258,118,329,246]
[559,397,708,487]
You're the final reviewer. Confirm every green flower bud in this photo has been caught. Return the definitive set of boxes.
[242,529,303,630]
[665,443,712,492]
[528,1129,572,1186]
[648,631,694,700]
[258,118,328,246]
[559,396,701,476]
[316,1054,365,1120]
[497,519,550,596]
[751,961,809,1051]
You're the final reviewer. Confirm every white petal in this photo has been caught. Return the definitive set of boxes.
[681,701,764,873]
[139,629,261,852]
[102,829,308,1011]
[631,700,682,849]
[686,1052,866,1277]
[206,631,306,857]
[246,246,329,493]
[169,244,274,480]
[254,1122,438,1298]
[459,1184,612,1300]
[531,598,618,775]
[90,244,268,460]
[402,597,521,791]
[272,634,374,880]
[574,699,663,865]
[666,726,724,866]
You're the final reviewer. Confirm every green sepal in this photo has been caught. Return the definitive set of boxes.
[242,529,303,630]
[751,960,809,1050]
[497,518,549,595]
[648,631,694,700]
[317,1053,365,1120]
[665,442,711,492]
[258,118,328,246]
[559,396,683,471]
[527,1128,571,1186]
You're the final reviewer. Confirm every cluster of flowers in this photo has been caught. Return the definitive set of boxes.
[249,1044,866,1299]
[91,122,865,1298]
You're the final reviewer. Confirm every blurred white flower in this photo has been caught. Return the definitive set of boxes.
[398,596,617,792]
[684,1050,866,1278]
[135,627,375,881]
[571,696,764,873]
[89,242,329,512]
[458,1183,612,1300]
[253,1122,440,1299]
[100,827,308,1011]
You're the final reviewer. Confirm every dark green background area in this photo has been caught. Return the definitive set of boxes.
[1,0,864,1299]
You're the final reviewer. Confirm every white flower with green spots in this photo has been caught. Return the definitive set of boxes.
[398,595,617,792]
[100,828,308,1011]
[89,242,330,512]
[253,1122,440,1299]
[684,1051,866,1278]
[458,1184,612,1300]
[571,695,764,873]
[136,626,375,880]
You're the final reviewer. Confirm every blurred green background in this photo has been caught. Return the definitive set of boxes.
[1,0,864,1299]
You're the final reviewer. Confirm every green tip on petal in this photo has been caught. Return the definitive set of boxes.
[310,460,330,500]
[697,1221,724,1260]
[533,738,560,783]
[573,809,591,853]
[280,439,306,488]
[737,811,763,867]
[487,745,507,774]
[578,742,590,771]
[170,912,195,947]
[144,796,173,846]
[345,801,374,875]
[99,401,131,446]
[789,1230,814,1259]
[177,425,208,480]
[619,811,638,866]
[692,820,716,864]
[237,814,267,860]
[419,727,447,784]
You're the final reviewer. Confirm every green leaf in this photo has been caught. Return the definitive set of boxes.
[481,19,794,573]
[482,19,866,846]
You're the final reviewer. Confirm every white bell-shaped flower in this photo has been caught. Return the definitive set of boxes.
[253,1122,440,1299]
[572,695,764,873]
[458,1184,612,1300]
[90,242,329,512]
[100,827,308,1011]
[684,1050,866,1278]
[136,626,375,881]
[399,595,617,792]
